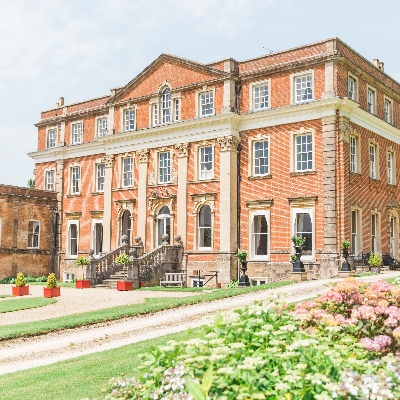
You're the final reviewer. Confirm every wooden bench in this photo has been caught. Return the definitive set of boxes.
[160,272,187,288]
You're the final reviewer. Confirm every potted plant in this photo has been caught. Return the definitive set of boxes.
[291,236,306,272]
[12,272,29,296]
[368,252,382,274]
[340,239,351,272]
[236,250,250,287]
[115,253,132,291]
[75,256,91,288]
[43,273,60,298]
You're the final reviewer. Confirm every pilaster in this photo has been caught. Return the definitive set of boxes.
[176,143,189,247]
[108,107,115,135]
[321,115,339,277]
[217,134,240,281]
[137,149,149,250]
[101,155,114,252]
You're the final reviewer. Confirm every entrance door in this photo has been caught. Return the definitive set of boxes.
[156,206,170,245]
[120,210,131,245]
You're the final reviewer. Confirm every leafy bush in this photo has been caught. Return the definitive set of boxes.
[75,257,90,267]
[104,297,400,399]
[115,254,131,266]
[227,280,238,289]
[368,252,382,267]
[0,275,47,284]
[341,239,350,249]
[235,250,247,262]
[291,236,306,246]
[294,277,400,353]
[15,272,26,287]
[46,273,58,289]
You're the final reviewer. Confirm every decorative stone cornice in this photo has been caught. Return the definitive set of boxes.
[175,142,189,157]
[138,149,149,163]
[101,155,114,168]
[148,188,176,213]
[217,135,241,152]
[338,117,356,143]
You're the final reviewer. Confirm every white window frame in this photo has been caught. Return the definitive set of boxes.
[291,206,315,262]
[350,135,358,173]
[371,212,380,253]
[28,220,40,249]
[124,108,136,132]
[96,163,105,192]
[199,146,213,180]
[388,150,394,185]
[92,219,103,257]
[158,151,171,184]
[45,170,55,191]
[250,210,270,260]
[291,70,314,104]
[369,141,379,180]
[198,204,212,250]
[195,86,216,118]
[389,215,396,258]
[161,88,171,124]
[249,79,271,111]
[294,132,313,172]
[96,116,108,137]
[192,194,216,251]
[47,127,57,148]
[253,139,269,176]
[67,220,79,258]
[71,121,83,144]
[173,97,180,122]
[347,73,358,101]
[70,165,81,195]
[351,208,362,256]
[384,97,392,124]
[121,156,134,188]
[367,86,376,114]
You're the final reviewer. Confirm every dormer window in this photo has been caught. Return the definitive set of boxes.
[150,85,180,126]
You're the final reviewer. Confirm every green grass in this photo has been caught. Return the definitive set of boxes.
[0,329,199,400]
[29,282,76,288]
[140,285,214,292]
[354,272,379,277]
[0,298,56,313]
[0,281,292,341]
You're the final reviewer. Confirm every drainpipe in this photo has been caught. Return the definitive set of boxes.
[236,83,242,280]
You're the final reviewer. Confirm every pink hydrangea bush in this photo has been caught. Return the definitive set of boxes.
[293,278,400,353]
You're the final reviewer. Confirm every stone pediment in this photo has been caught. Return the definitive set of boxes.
[107,54,229,104]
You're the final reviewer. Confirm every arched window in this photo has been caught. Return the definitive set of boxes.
[198,205,212,248]
[162,88,171,124]
[157,206,171,245]
[120,210,132,245]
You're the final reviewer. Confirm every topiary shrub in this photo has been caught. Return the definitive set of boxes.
[46,273,58,289]
[75,257,90,267]
[115,253,130,266]
[15,272,26,287]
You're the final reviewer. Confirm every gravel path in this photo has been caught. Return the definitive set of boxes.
[1,272,399,376]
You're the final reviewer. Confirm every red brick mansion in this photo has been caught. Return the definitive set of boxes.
[29,38,400,285]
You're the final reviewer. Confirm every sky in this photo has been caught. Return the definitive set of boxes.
[1,0,399,187]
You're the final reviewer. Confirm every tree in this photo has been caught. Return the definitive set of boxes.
[27,179,35,189]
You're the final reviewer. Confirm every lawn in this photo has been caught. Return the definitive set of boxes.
[0,281,292,341]
[0,329,198,400]
[0,297,56,313]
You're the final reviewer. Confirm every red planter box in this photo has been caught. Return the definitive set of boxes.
[12,285,29,296]
[44,287,61,298]
[76,280,91,289]
[117,281,133,291]
[140,281,145,288]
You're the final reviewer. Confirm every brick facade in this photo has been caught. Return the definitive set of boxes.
[0,185,58,279]
[30,38,400,285]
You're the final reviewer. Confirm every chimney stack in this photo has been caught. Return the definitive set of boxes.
[56,97,64,108]
[373,59,384,72]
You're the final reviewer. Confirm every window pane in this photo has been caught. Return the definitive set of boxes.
[296,134,312,171]
[295,75,312,102]
[200,146,213,179]
[162,88,171,123]
[254,141,269,175]
[48,129,57,148]
[201,92,214,116]
[199,205,212,248]
[159,152,170,183]
[295,212,312,254]
[97,118,108,137]
[123,157,133,187]
[254,85,269,110]
[69,224,78,256]
[72,123,82,144]
[125,110,135,131]
[97,164,105,192]
[253,214,268,256]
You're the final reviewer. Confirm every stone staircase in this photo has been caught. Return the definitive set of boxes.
[95,266,130,289]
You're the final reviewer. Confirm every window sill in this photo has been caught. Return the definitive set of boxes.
[112,187,137,191]
[248,174,272,181]
[27,247,40,250]
[369,177,380,182]
[290,99,315,106]
[67,194,82,198]
[248,258,270,262]
[290,170,317,177]
[251,107,270,113]
[350,171,362,176]
[188,178,219,184]
[387,183,397,188]
[91,192,104,196]
[148,182,177,187]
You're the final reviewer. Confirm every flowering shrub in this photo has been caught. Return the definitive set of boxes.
[293,277,400,353]
[104,296,400,399]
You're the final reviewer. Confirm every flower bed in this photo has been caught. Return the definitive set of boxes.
[294,278,400,354]
[104,288,400,399]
